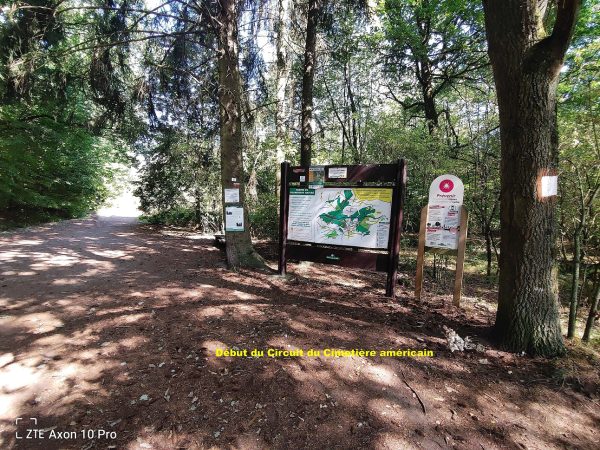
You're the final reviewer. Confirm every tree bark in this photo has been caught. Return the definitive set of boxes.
[415,55,438,135]
[275,0,291,195]
[344,63,360,163]
[582,267,599,342]
[217,0,265,268]
[483,0,581,356]
[299,0,322,166]
[484,223,493,277]
[413,2,438,135]
[194,187,203,228]
[567,228,582,338]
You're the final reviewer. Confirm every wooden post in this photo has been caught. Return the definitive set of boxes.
[386,159,406,297]
[452,206,469,307]
[414,206,427,300]
[278,161,290,275]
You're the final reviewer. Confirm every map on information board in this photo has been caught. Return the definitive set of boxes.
[288,188,392,249]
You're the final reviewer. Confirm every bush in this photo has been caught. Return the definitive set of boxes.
[249,194,279,239]
[0,104,125,227]
[141,206,222,232]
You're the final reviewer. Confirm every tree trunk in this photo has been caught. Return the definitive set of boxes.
[567,161,598,337]
[579,262,588,306]
[483,0,581,356]
[582,267,599,342]
[275,0,291,195]
[420,65,438,135]
[194,187,202,229]
[217,0,265,268]
[484,223,493,277]
[567,229,582,338]
[247,169,258,203]
[344,63,360,163]
[413,4,438,135]
[299,0,321,166]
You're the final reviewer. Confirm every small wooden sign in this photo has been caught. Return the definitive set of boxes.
[415,175,469,307]
[425,175,464,250]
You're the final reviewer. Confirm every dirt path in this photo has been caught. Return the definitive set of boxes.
[0,216,598,449]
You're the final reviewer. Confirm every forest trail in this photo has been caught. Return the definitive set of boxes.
[1,217,599,449]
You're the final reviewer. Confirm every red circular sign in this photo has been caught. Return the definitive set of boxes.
[439,179,454,193]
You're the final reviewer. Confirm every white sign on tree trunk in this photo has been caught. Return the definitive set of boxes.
[224,188,240,203]
[425,175,464,250]
[225,206,244,232]
[540,175,558,197]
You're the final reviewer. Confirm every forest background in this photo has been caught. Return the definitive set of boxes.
[0,0,598,347]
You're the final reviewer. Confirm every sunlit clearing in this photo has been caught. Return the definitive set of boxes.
[88,249,129,258]
[232,290,259,300]
[196,306,224,318]
[97,188,141,218]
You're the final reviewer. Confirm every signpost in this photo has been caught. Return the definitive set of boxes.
[415,175,469,306]
[278,160,407,297]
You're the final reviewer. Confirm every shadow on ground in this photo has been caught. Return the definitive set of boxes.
[0,216,598,449]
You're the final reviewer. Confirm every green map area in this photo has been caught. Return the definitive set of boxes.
[318,190,382,239]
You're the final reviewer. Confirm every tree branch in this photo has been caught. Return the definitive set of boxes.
[524,0,581,76]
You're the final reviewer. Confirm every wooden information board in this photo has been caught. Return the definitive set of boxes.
[278,160,407,297]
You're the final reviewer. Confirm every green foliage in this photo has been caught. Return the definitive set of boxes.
[134,128,222,233]
[249,194,279,239]
[130,1,222,232]
[381,0,487,116]
[363,112,458,231]
[0,103,126,227]
[0,0,135,229]
[140,205,221,231]
[559,6,599,215]
[557,2,600,297]
[0,0,593,271]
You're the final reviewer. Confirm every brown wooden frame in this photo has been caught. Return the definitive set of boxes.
[278,160,407,297]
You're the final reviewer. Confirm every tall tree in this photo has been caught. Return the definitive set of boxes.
[321,3,375,164]
[383,0,487,135]
[299,0,322,166]
[274,0,292,191]
[217,0,265,267]
[582,276,599,342]
[557,5,600,339]
[0,1,132,224]
[482,0,581,355]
